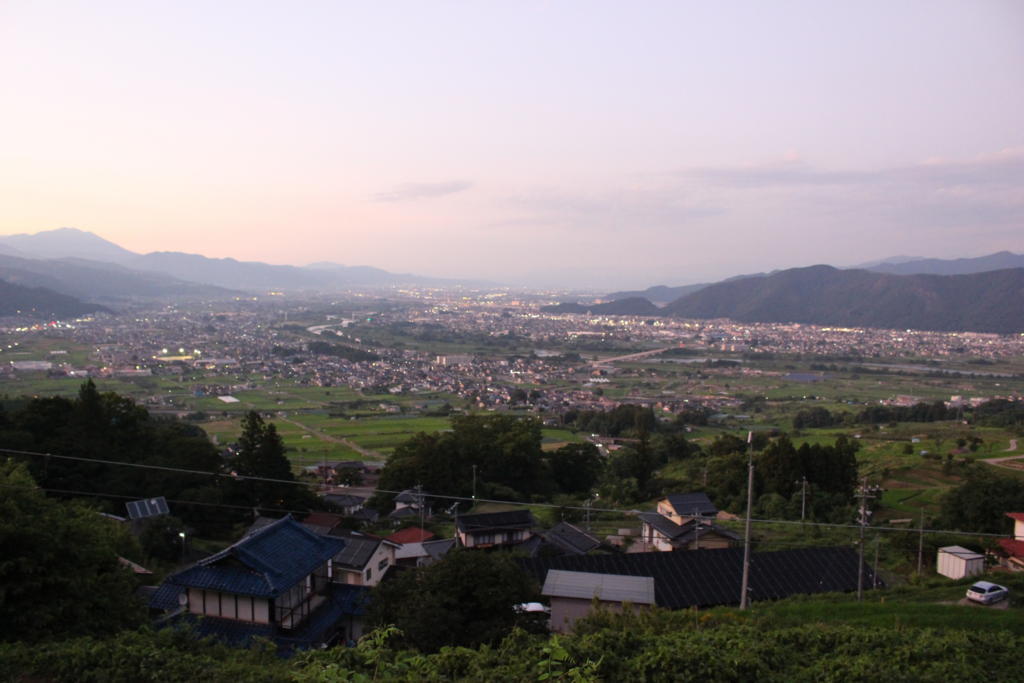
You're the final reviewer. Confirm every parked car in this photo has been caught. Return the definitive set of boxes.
[966,581,1008,604]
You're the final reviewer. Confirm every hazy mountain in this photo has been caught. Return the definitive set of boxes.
[128,252,328,291]
[662,265,1024,334]
[0,227,137,263]
[850,254,922,269]
[605,283,709,304]
[540,297,661,316]
[866,251,1024,276]
[0,229,485,291]
[0,279,111,318]
[0,254,233,301]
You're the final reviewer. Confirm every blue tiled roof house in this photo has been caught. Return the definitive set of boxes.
[154,516,368,652]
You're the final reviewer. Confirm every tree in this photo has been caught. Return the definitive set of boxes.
[544,442,603,494]
[230,411,315,513]
[0,461,144,642]
[367,549,540,652]
[938,470,1024,533]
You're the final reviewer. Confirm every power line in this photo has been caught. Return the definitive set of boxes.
[1,446,1014,539]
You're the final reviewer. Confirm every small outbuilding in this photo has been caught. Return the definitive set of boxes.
[542,569,655,633]
[936,545,985,579]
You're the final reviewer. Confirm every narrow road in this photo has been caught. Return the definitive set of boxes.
[982,441,1024,471]
[592,347,671,365]
[280,416,384,462]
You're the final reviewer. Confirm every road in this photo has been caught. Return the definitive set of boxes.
[592,347,671,365]
[982,441,1023,471]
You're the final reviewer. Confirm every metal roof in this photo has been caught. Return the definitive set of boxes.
[455,509,536,533]
[938,545,984,559]
[544,522,602,555]
[521,546,880,610]
[332,536,380,569]
[543,569,655,605]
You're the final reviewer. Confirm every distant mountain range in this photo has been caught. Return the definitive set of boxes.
[0,228,486,298]
[865,251,1024,276]
[0,279,111,318]
[661,265,1024,334]
[540,297,661,316]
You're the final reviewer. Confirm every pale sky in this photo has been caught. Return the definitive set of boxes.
[1,1,1021,289]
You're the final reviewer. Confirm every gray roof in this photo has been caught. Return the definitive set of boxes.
[422,538,456,563]
[939,545,984,559]
[322,493,366,508]
[330,535,381,569]
[544,522,602,555]
[542,569,655,605]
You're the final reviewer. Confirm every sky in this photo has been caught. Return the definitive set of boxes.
[1,1,1021,289]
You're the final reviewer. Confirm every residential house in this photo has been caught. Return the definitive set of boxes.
[327,529,399,586]
[321,493,367,516]
[152,516,368,651]
[385,527,436,567]
[656,492,718,526]
[456,509,536,549]
[996,512,1024,571]
[637,512,739,552]
[542,569,655,633]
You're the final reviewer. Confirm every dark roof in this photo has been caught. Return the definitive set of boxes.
[639,512,687,540]
[148,583,185,611]
[456,509,536,533]
[664,492,717,518]
[422,538,456,563]
[638,513,739,546]
[395,489,424,504]
[519,546,880,609]
[322,493,366,508]
[543,522,602,555]
[352,508,379,523]
[331,536,381,570]
[167,517,345,598]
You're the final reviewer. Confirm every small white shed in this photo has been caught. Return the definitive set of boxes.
[936,545,985,579]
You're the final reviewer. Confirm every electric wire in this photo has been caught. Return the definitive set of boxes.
[1,445,1014,538]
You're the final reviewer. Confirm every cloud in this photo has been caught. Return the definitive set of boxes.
[372,180,473,203]
[681,147,1024,191]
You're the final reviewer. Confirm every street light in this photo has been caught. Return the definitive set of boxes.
[178,531,186,562]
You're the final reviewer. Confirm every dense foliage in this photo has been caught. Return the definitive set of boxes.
[0,461,144,642]
[937,469,1024,534]
[0,383,317,536]
[376,415,603,502]
[2,610,1022,682]
[367,550,542,653]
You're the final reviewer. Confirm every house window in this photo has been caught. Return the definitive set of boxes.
[378,558,389,572]
[365,568,372,582]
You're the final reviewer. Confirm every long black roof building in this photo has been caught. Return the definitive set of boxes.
[519,546,880,610]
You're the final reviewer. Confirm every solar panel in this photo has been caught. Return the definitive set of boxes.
[126,496,170,520]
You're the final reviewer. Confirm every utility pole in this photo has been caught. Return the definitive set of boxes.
[855,477,882,601]
[873,536,880,589]
[795,476,808,522]
[693,509,701,551]
[472,465,477,501]
[917,509,925,576]
[739,431,755,610]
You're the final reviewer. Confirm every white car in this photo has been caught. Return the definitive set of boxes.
[965,581,1008,605]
